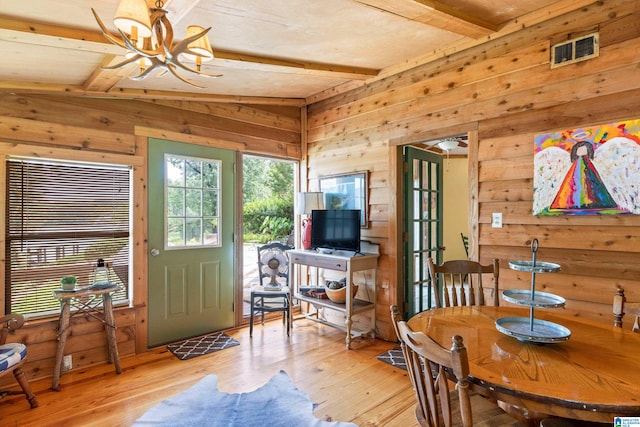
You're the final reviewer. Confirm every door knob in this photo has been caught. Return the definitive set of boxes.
[150,248,160,257]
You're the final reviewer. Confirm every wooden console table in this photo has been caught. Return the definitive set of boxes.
[51,284,121,390]
[288,249,378,349]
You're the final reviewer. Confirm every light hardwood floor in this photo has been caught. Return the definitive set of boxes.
[0,319,418,427]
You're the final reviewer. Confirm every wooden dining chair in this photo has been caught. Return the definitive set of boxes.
[390,305,520,427]
[613,286,640,332]
[427,257,500,308]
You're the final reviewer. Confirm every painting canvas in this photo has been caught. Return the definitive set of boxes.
[533,119,640,215]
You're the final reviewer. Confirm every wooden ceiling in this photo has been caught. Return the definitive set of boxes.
[0,0,579,105]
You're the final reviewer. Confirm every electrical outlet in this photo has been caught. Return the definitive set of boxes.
[62,355,72,372]
[492,212,503,228]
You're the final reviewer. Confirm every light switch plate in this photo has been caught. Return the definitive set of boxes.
[492,212,503,228]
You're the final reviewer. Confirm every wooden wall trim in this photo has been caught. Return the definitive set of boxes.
[389,123,478,147]
[133,135,149,353]
[234,151,244,327]
[389,145,403,315]
[0,115,135,154]
[134,126,246,151]
[467,130,479,262]
[0,141,143,166]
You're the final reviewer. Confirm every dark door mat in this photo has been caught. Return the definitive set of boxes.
[168,332,240,360]
[376,346,407,370]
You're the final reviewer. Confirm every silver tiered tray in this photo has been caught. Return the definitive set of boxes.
[508,260,560,273]
[502,289,565,308]
[496,317,571,343]
[496,239,571,343]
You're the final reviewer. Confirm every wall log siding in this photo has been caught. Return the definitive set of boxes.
[0,95,301,387]
[1,0,640,387]
[306,1,640,339]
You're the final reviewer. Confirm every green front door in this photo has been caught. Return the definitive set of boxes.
[148,138,236,347]
[404,146,444,318]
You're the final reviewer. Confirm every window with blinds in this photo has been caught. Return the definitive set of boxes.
[5,158,131,317]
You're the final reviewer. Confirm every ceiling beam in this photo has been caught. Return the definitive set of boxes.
[309,0,600,104]
[0,80,306,106]
[354,0,498,39]
[0,16,379,91]
[83,55,138,92]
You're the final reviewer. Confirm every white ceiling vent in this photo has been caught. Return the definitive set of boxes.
[551,33,599,68]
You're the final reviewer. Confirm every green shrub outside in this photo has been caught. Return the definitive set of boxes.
[243,195,294,243]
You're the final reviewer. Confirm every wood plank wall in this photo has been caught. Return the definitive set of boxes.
[306,0,640,340]
[2,0,640,384]
[0,94,301,385]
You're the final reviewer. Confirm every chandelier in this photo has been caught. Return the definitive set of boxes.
[92,0,222,88]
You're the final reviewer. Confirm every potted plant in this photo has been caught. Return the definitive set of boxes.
[60,275,78,291]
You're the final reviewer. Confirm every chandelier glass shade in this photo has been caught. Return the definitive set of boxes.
[92,0,222,87]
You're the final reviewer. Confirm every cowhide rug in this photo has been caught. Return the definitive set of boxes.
[134,370,357,427]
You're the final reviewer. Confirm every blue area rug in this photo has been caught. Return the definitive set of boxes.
[134,370,357,427]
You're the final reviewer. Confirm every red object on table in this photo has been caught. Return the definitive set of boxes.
[301,217,312,249]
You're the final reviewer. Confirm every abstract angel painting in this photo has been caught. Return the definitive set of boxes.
[533,119,640,215]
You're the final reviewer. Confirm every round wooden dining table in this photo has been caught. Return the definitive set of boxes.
[408,305,640,423]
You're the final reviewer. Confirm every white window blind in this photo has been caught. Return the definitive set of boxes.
[6,159,131,317]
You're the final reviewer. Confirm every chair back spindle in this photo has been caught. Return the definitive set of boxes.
[427,258,499,308]
[613,286,640,333]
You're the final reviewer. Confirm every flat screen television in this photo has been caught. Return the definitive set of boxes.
[311,209,361,252]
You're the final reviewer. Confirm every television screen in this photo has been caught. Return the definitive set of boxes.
[311,209,361,252]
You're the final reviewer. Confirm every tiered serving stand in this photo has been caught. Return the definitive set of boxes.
[495,238,571,343]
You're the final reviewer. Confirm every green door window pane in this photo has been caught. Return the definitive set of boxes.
[166,158,185,187]
[185,218,203,246]
[167,218,185,247]
[167,187,185,216]
[185,159,203,188]
[186,189,202,217]
[203,162,219,188]
[203,190,219,216]
[204,218,218,245]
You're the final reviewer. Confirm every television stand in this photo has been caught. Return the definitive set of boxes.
[288,248,378,349]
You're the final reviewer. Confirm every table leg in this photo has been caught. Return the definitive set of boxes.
[345,277,353,350]
[52,300,71,391]
[102,293,121,374]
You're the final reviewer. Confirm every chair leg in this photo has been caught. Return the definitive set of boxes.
[13,367,38,408]
[285,306,290,336]
[250,294,255,338]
